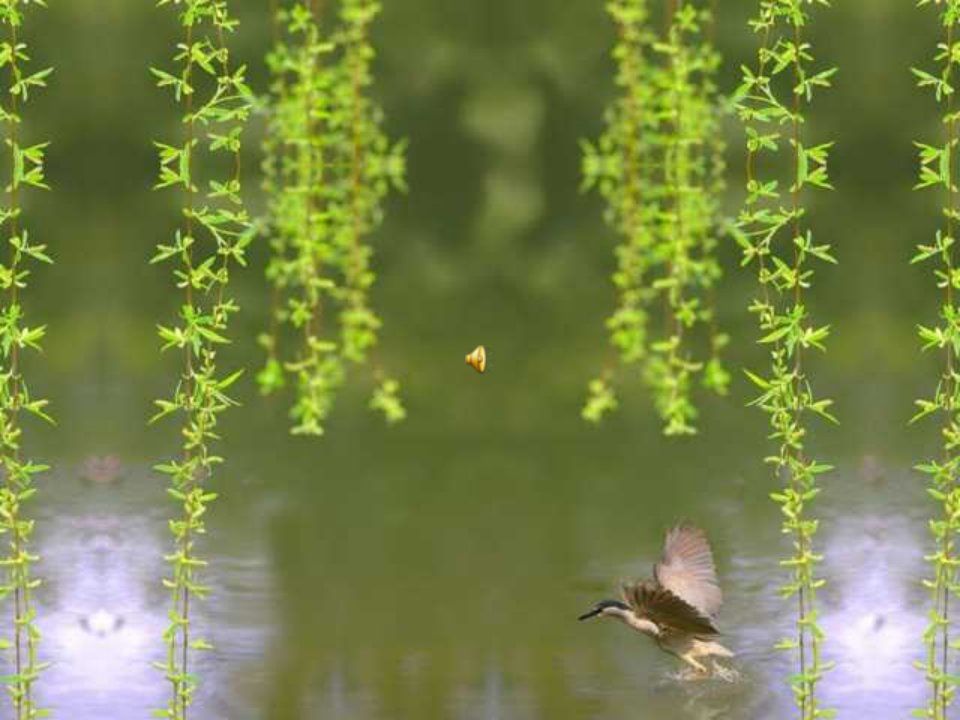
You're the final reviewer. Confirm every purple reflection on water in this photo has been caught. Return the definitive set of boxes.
[27,462,273,719]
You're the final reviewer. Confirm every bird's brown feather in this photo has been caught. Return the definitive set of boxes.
[653,525,723,619]
[622,580,719,636]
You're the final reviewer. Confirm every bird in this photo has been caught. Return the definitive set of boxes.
[578,524,735,679]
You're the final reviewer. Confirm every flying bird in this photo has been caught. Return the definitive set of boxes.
[578,525,735,679]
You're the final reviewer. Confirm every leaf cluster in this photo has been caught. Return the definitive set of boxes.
[150,1,252,717]
[582,0,730,436]
[735,1,836,718]
[258,0,406,437]
[912,2,960,718]
[0,2,52,718]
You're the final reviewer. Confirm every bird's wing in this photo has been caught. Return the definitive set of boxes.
[623,581,719,636]
[653,525,723,618]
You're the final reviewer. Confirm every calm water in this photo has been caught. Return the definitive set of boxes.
[24,439,935,719]
[1,0,951,717]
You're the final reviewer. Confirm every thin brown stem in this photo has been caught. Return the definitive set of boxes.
[6,15,25,719]
[349,22,367,301]
[939,17,957,719]
[302,15,322,347]
[270,0,279,45]
[790,16,812,718]
[664,0,677,36]
[266,0,284,362]
[177,20,197,720]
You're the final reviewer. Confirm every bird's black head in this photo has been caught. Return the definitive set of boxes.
[578,599,629,621]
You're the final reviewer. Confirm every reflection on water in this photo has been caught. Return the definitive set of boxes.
[819,492,929,713]
[38,464,166,716]
[14,450,937,719]
[716,468,932,719]
[33,462,274,719]
[450,665,540,720]
[306,665,379,719]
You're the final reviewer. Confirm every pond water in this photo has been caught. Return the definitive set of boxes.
[26,437,935,719]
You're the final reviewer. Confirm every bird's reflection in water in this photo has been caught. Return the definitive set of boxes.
[645,667,751,720]
[679,683,739,720]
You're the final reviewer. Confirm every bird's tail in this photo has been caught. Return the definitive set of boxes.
[699,639,734,658]
[711,642,734,658]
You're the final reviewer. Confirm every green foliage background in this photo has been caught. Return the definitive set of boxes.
[14,0,930,454]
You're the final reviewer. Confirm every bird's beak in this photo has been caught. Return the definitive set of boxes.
[578,608,600,621]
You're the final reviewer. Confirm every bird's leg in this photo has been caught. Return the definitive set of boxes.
[677,652,710,680]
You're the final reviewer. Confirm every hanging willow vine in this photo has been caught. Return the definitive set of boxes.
[259,0,406,436]
[581,0,729,436]
[735,1,836,717]
[150,0,252,716]
[0,2,52,717]
[912,1,960,717]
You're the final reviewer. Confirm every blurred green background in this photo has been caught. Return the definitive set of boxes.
[4,1,953,718]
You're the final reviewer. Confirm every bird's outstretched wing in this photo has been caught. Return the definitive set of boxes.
[622,581,718,636]
[653,525,723,619]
